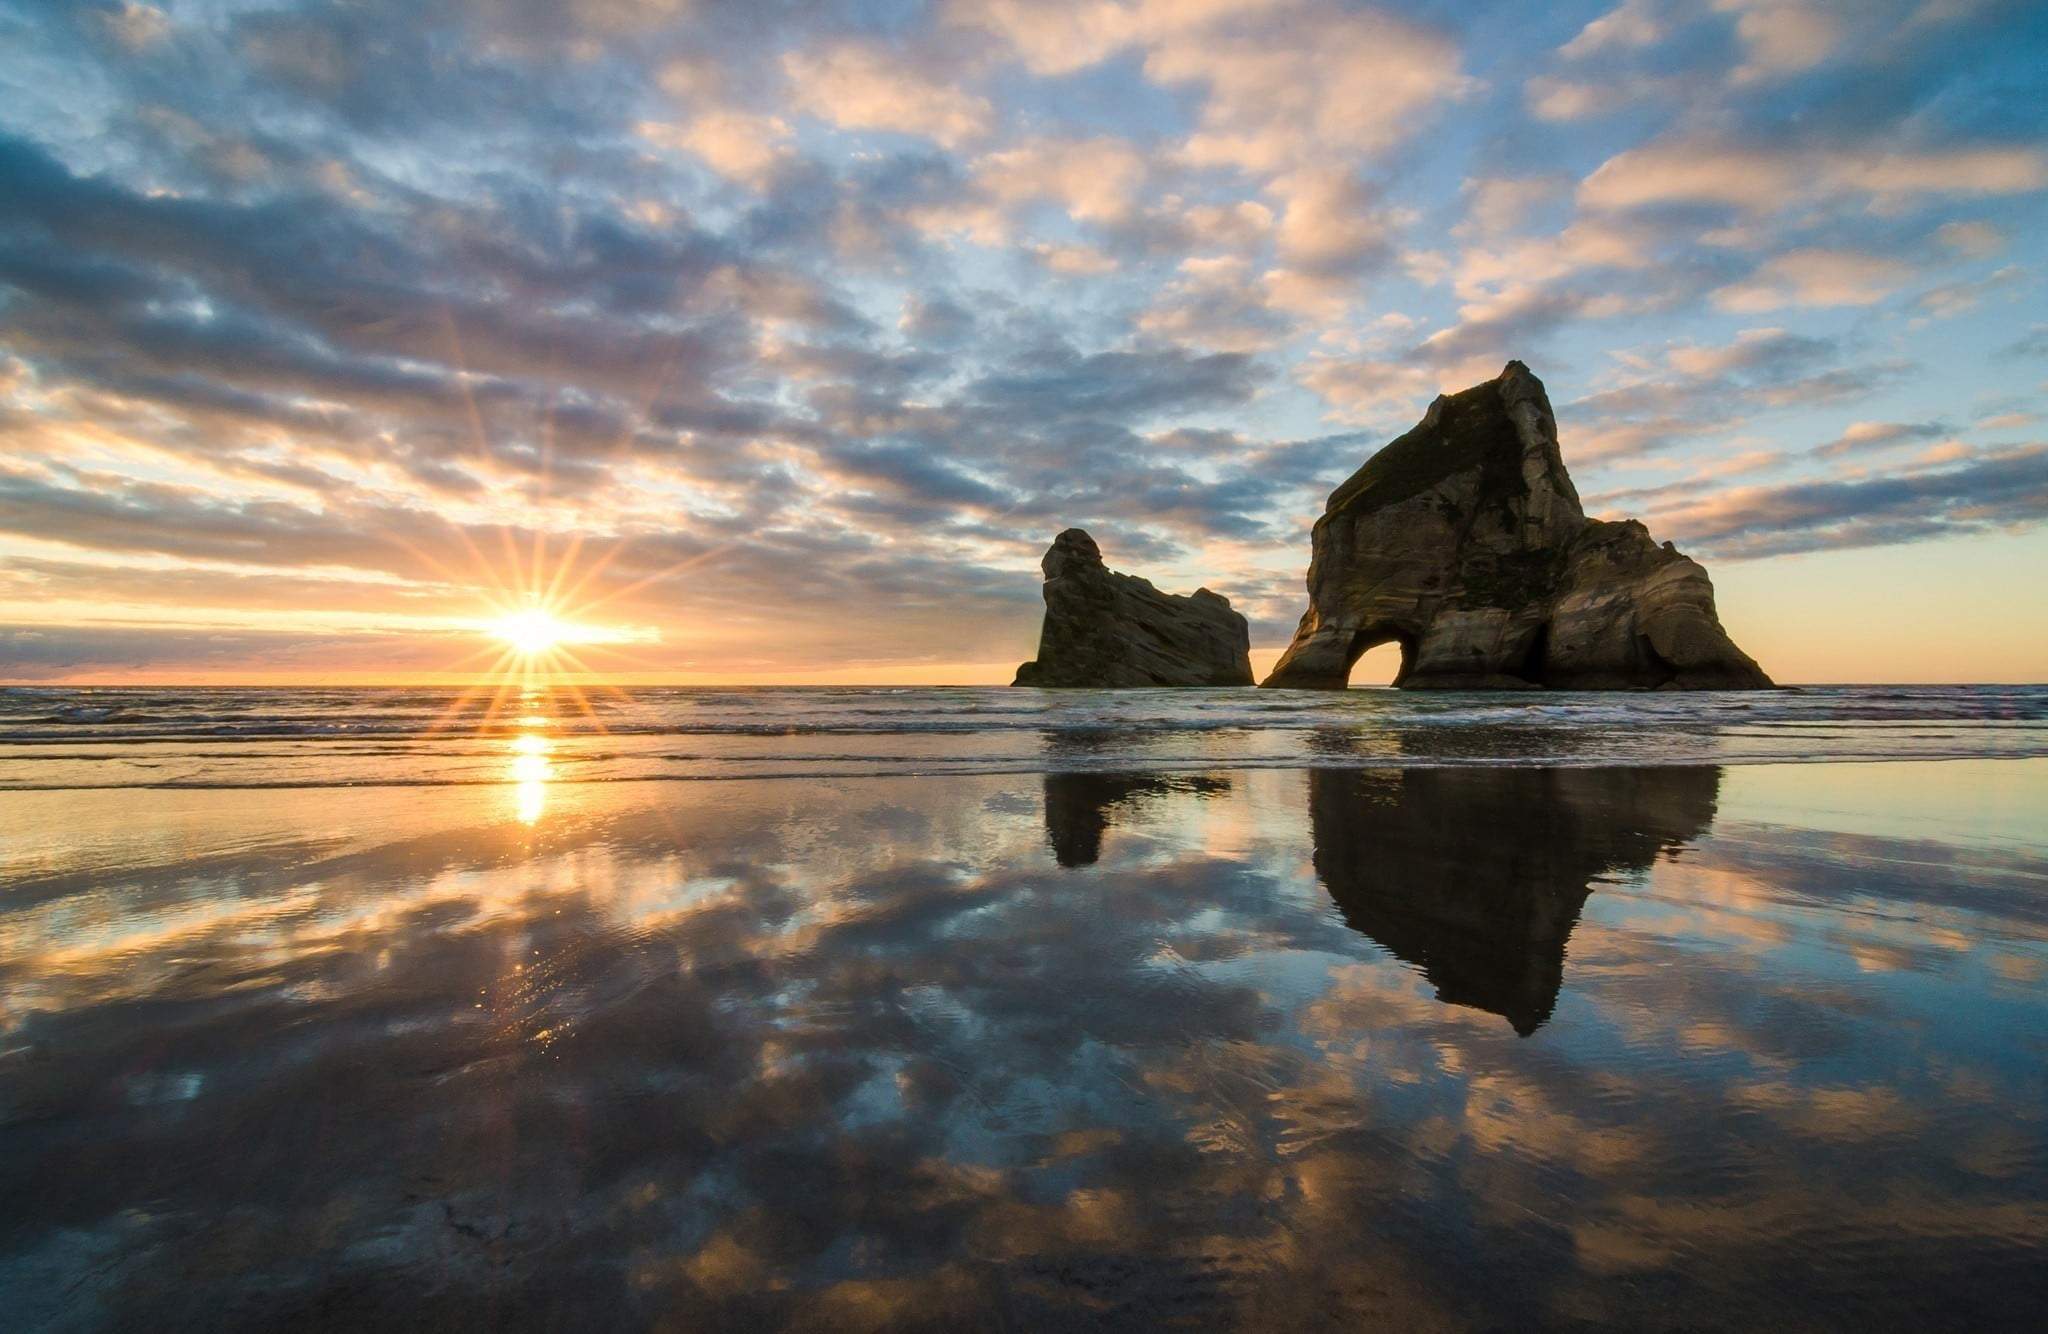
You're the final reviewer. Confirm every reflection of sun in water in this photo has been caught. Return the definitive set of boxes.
[511,730,551,823]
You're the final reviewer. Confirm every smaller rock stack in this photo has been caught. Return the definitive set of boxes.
[1013,529,1254,688]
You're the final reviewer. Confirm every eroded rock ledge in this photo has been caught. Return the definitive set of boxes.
[1014,529,1254,688]
[1262,361,1771,691]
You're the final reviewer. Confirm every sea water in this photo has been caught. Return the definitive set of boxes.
[1,686,2044,1329]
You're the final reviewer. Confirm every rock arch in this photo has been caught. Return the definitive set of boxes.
[1262,362,1770,692]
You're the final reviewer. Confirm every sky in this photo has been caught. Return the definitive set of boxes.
[1,0,2045,686]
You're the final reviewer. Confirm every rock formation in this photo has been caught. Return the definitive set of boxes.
[1312,765,1721,1034]
[1263,361,1771,690]
[1014,529,1255,688]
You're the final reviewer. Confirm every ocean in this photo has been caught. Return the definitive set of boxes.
[3,685,2046,1329]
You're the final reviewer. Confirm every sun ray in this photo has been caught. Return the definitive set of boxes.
[542,529,598,610]
[564,542,737,619]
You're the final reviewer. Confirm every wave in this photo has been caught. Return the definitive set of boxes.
[7,746,2047,791]
[1,685,2044,789]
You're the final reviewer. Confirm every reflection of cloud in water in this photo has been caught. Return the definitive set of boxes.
[1,767,2045,1329]
[1310,766,1720,1034]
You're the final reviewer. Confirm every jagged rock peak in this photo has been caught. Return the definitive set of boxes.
[1262,361,1771,692]
[1042,527,1103,580]
[1014,529,1254,688]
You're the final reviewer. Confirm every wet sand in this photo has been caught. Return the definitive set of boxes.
[3,760,2045,1330]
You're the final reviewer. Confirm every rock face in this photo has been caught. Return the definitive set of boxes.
[1263,361,1771,690]
[1014,529,1254,688]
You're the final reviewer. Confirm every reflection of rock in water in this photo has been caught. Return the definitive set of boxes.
[1312,766,1720,1034]
[1044,772,1231,867]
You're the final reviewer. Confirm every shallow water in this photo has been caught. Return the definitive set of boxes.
[2,724,2045,1329]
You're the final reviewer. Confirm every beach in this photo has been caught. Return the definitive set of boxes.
[2,688,2046,1329]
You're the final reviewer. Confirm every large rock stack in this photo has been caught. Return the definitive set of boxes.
[1262,361,1771,690]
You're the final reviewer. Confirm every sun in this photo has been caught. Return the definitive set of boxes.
[493,609,570,656]
[474,603,654,665]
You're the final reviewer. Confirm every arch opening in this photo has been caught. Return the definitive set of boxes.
[1345,631,1415,688]
[1513,621,1551,686]
[1635,631,1678,688]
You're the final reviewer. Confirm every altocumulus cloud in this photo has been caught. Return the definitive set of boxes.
[0,0,2046,677]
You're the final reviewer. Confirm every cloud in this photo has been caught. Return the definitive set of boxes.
[959,0,1294,78]
[963,342,1262,425]
[1716,0,1844,84]
[1558,328,1913,465]
[1560,0,1667,58]
[1145,5,1468,175]
[1524,76,1616,122]
[1912,264,2028,318]
[0,622,442,679]
[1456,176,1571,243]
[899,293,976,346]
[965,0,1468,175]
[1137,257,1293,354]
[1029,241,1119,275]
[1299,276,1657,425]
[1934,220,2006,259]
[1452,215,1662,301]
[1580,141,2048,214]
[975,136,1150,226]
[1269,167,1396,277]
[1998,326,2048,359]
[94,3,174,52]
[1711,248,1914,311]
[1647,445,2048,558]
[784,41,993,149]
[1812,420,1950,459]
[640,112,793,188]
[1663,326,1835,379]
[1178,199,1275,254]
